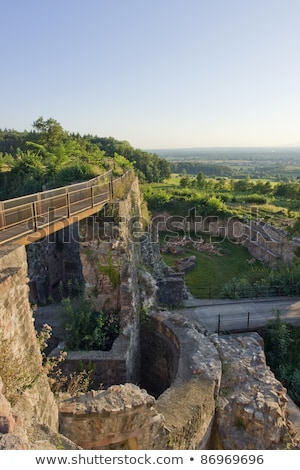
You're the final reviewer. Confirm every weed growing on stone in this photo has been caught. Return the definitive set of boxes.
[37,324,96,397]
[97,250,121,289]
[0,335,42,405]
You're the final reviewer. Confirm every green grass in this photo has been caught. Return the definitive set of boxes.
[165,174,182,185]
[161,236,258,299]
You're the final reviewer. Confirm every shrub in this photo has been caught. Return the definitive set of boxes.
[0,335,42,405]
[37,324,96,396]
[260,311,300,406]
[58,283,120,351]
[243,194,267,204]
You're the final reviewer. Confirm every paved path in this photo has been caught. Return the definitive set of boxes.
[174,296,300,333]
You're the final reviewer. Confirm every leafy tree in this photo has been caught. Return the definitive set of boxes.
[31,117,70,154]
[274,182,297,198]
[89,136,170,183]
[0,118,111,198]
[180,175,193,187]
[196,172,207,188]
[170,161,234,177]
[0,152,14,171]
[254,180,273,195]
[158,158,171,180]
[0,129,27,155]
[215,177,228,191]
[233,176,253,192]
[113,153,133,171]
[197,195,228,216]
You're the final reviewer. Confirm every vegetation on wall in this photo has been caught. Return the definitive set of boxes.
[57,282,120,351]
[37,324,95,396]
[97,250,121,290]
[0,333,42,405]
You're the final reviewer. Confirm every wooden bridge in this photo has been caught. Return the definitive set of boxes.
[0,169,135,246]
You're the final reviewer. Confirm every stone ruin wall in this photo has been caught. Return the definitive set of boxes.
[152,211,297,266]
[243,222,296,265]
[210,332,300,449]
[26,224,83,305]
[59,177,187,385]
[0,244,299,450]
[0,178,300,449]
[0,245,219,450]
[58,311,300,450]
[0,245,59,449]
[77,176,161,385]
[59,311,220,450]
[26,177,186,384]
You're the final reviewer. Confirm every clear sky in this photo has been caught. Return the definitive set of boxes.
[1,0,300,149]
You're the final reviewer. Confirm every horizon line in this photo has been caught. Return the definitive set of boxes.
[143,145,300,151]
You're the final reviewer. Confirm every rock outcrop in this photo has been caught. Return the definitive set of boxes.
[59,384,165,450]
[210,332,300,449]
[0,245,79,450]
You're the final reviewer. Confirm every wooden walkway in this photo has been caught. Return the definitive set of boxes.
[0,170,134,246]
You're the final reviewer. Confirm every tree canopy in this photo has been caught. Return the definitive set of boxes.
[0,117,170,199]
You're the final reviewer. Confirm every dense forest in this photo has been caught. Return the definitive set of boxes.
[0,117,171,199]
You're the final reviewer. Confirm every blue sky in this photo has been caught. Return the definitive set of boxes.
[1,0,300,149]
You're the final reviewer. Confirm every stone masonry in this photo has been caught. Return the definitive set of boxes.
[210,332,300,449]
[0,244,61,449]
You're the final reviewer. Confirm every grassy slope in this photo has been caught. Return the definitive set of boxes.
[162,238,256,299]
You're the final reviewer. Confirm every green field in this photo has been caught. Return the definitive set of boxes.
[161,235,259,299]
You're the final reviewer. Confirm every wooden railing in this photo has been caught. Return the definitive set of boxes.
[0,169,135,245]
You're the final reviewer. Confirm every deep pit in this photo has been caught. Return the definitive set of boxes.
[35,306,179,399]
[140,317,180,398]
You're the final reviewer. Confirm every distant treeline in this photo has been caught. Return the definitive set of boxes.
[169,160,300,180]
[170,161,235,177]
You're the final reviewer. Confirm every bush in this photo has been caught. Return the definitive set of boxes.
[58,283,120,351]
[243,194,267,204]
[260,312,300,406]
[221,260,300,299]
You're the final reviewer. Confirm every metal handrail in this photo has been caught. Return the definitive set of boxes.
[2,170,113,209]
[0,169,135,244]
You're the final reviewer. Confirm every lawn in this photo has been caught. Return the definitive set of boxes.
[161,236,258,299]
